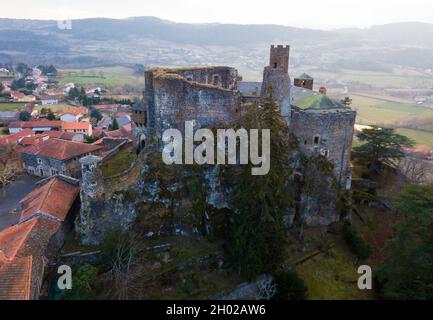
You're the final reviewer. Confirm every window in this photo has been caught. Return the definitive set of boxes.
[212,75,221,87]
[314,135,320,144]
[304,140,307,145]
[273,62,278,68]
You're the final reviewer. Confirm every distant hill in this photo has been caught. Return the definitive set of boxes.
[0,17,432,72]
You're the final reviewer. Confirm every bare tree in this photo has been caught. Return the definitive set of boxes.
[0,167,15,186]
[256,276,277,300]
[108,232,145,300]
[397,154,432,184]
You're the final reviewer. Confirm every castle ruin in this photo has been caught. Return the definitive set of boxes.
[144,44,356,189]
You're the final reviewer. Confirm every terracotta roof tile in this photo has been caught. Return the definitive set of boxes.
[62,122,91,131]
[0,256,32,300]
[0,129,34,145]
[23,138,102,161]
[0,220,38,261]
[19,177,79,223]
[9,120,63,129]
[43,131,78,141]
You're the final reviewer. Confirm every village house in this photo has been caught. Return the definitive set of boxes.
[22,138,103,178]
[8,120,63,134]
[60,107,87,123]
[43,130,84,143]
[39,96,58,106]
[0,110,20,125]
[0,176,80,300]
[62,121,92,136]
[11,91,36,103]
[0,128,34,146]
[93,104,121,113]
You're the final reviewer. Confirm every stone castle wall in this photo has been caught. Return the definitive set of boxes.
[145,68,242,136]
[290,109,356,187]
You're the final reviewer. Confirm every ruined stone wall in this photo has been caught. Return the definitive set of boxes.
[77,155,138,245]
[290,109,356,187]
[148,73,241,136]
[172,67,239,90]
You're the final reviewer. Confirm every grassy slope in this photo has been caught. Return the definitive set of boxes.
[295,241,374,300]
[101,148,137,177]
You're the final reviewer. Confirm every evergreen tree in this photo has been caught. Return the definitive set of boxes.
[19,111,31,121]
[111,118,119,131]
[376,184,433,299]
[353,126,414,173]
[226,93,295,279]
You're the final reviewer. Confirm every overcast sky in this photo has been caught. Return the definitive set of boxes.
[0,0,431,29]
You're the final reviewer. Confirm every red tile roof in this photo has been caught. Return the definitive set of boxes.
[92,128,103,137]
[9,120,63,129]
[103,123,132,138]
[62,122,91,131]
[23,138,102,161]
[0,256,32,300]
[19,134,49,146]
[0,129,34,145]
[43,131,80,141]
[19,177,79,223]
[0,220,37,261]
[0,216,62,300]
[62,107,87,116]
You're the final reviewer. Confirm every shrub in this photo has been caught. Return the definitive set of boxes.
[343,223,372,260]
[272,270,308,300]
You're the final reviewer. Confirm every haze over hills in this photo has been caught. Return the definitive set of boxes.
[1,16,433,81]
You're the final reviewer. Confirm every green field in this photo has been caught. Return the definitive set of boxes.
[395,128,433,148]
[58,66,143,88]
[349,95,433,147]
[352,97,433,126]
[306,68,433,88]
[34,103,71,113]
[0,103,27,111]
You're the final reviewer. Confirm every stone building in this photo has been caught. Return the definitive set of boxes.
[22,138,103,178]
[290,96,356,188]
[294,73,314,90]
[144,66,242,136]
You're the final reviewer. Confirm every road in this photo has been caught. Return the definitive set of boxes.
[0,175,39,232]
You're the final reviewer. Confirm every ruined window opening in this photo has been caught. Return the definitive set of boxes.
[212,75,221,87]
[273,62,278,68]
[314,136,320,144]
[304,140,307,145]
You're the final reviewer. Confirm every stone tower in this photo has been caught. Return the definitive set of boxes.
[261,45,291,123]
[76,155,104,245]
